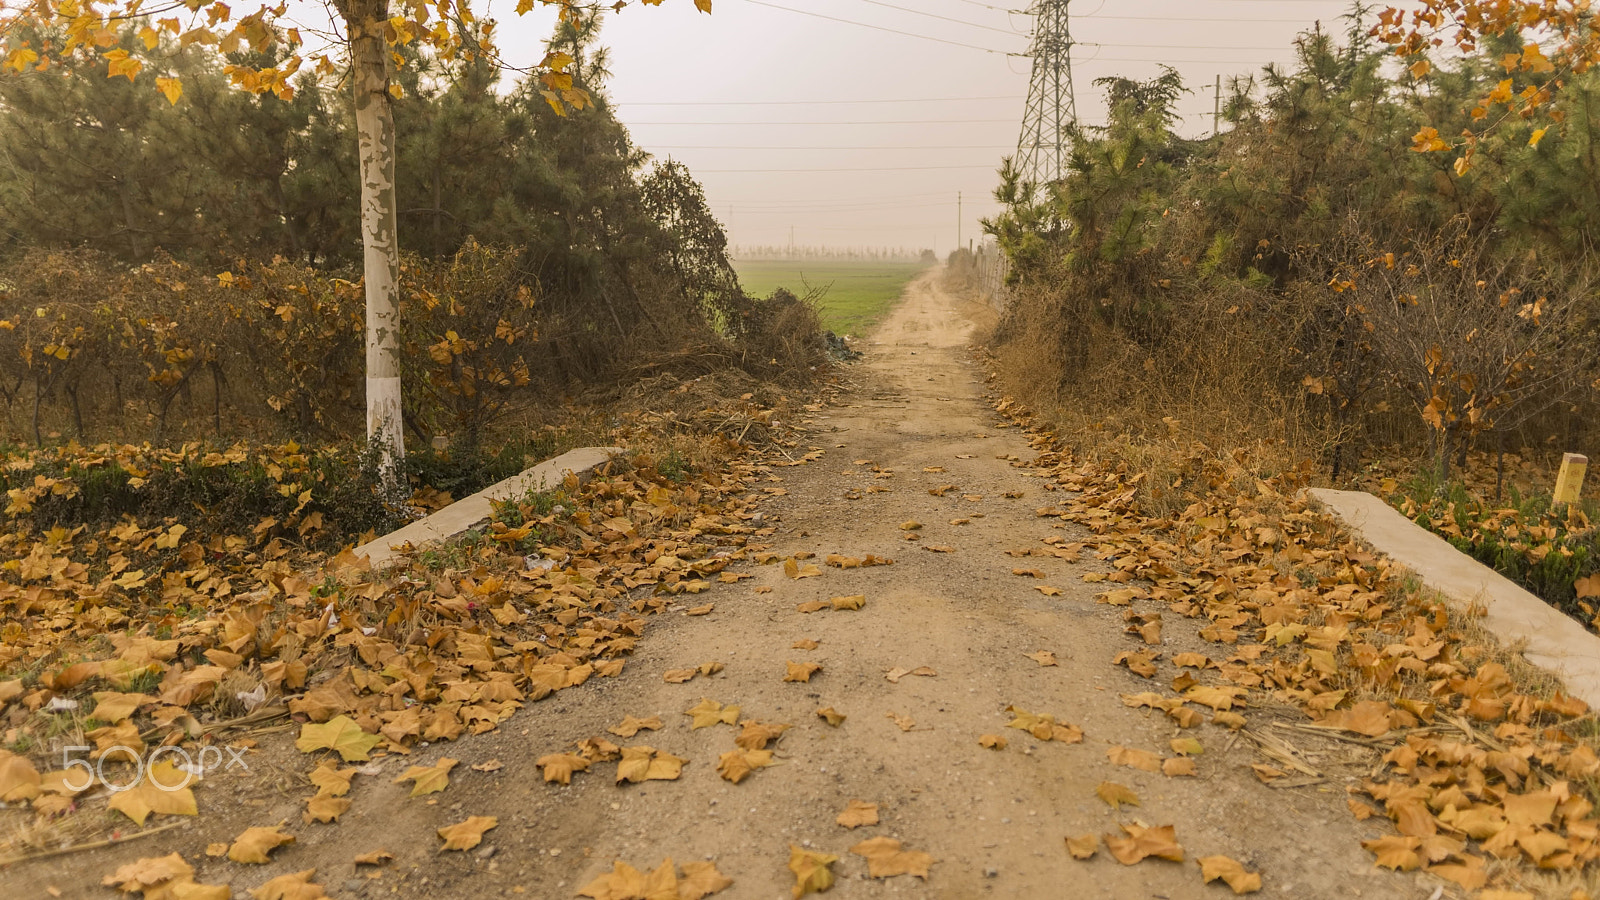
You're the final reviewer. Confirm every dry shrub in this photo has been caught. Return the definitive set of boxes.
[734,288,829,379]
[989,264,1326,508]
[0,245,831,448]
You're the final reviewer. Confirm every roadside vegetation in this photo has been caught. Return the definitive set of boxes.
[973,10,1600,629]
[0,10,835,865]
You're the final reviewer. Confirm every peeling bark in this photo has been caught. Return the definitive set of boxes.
[338,0,407,485]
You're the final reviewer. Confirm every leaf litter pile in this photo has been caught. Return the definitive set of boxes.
[0,385,834,895]
[994,394,1600,898]
[10,365,1600,897]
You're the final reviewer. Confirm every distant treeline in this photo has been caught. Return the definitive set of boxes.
[735,246,935,263]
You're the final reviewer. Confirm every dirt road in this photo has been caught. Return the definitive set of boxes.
[12,270,1432,899]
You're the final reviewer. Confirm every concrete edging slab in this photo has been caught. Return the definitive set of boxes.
[352,446,624,569]
[1306,487,1600,708]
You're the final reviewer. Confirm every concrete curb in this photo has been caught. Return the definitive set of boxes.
[353,446,624,569]
[1306,488,1600,708]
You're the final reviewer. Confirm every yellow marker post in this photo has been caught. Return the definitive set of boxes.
[1554,453,1588,505]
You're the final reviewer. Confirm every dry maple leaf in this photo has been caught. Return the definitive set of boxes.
[1169,707,1204,728]
[686,604,713,616]
[1107,745,1163,773]
[979,734,1007,750]
[717,748,775,784]
[250,869,328,900]
[295,715,381,761]
[577,736,622,762]
[830,594,866,610]
[784,661,821,683]
[438,815,498,851]
[886,712,917,732]
[1036,585,1063,596]
[90,691,153,724]
[0,751,40,803]
[353,850,394,866]
[608,715,664,738]
[107,761,198,826]
[884,665,937,683]
[1321,699,1394,737]
[1024,650,1058,666]
[1104,823,1183,865]
[796,600,829,613]
[679,860,734,900]
[685,698,741,729]
[1186,685,1248,712]
[471,760,503,773]
[788,845,838,898]
[303,793,350,824]
[102,853,193,892]
[736,721,792,750]
[1003,706,1083,742]
[1198,855,1263,894]
[792,639,820,650]
[393,757,457,798]
[663,668,697,684]
[836,799,880,828]
[1162,757,1198,777]
[228,826,296,864]
[1114,649,1159,678]
[537,753,591,785]
[1212,711,1246,729]
[579,859,679,900]
[1066,834,1099,860]
[616,746,687,783]
[307,763,355,797]
[1361,834,1421,870]
[784,559,822,579]
[816,707,846,726]
[850,836,935,879]
[1426,856,1487,890]
[1169,737,1203,756]
[1096,781,1140,810]
[923,545,955,553]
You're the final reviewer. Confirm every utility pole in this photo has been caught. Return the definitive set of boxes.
[1015,0,1078,189]
[1213,74,1221,138]
[957,191,962,251]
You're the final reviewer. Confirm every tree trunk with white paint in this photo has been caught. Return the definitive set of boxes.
[340,0,406,486]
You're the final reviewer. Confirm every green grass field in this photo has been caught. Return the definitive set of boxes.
[733,260,929,336]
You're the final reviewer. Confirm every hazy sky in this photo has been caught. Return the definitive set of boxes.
[486,0,1378,253]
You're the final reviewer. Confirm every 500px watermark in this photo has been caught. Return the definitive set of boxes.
[59,745,249,792]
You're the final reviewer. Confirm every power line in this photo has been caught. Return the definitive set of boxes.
[627,118,1018,125]
[649,144,1014,150]
[852,0,1024,37]
[738,0,1021,54]
[1081,12,1338,23]
[1091,40,1301,50]
[699,164,999,172]
[951,0,1022,12]
[725,190,982,203]
[619,95,1024,106]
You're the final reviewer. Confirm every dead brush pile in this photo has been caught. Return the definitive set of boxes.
[999,397,1600,898]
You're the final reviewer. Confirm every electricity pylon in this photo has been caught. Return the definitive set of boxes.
[1014,0,1077,188]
